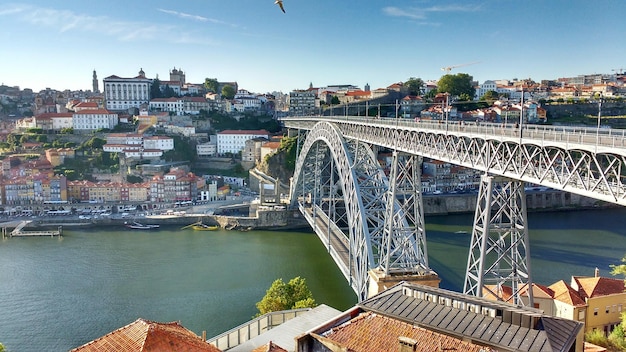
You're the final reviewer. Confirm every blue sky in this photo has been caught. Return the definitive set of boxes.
[1,1,624,94]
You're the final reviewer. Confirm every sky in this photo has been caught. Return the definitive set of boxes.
[1,1,625,94]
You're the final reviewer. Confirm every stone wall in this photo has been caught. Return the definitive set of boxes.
[423,190,608,216]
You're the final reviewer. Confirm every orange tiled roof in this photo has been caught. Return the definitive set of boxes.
[252,341,288,352]
[549,280,586,306]
[70,318,221,352]
[323,311,489,352]
[573,276,625,299]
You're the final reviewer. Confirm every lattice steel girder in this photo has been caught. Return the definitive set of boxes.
[380,151,429,274]
[323,121,626,206]
[464,174,533,307]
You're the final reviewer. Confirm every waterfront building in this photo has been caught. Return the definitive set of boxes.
[104,69,151,112]
[217,130,270,155]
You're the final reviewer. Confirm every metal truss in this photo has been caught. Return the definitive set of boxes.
[290,122,431,301]
[283,117,626,206]
[380,151,430,274]
[463,174,533,306]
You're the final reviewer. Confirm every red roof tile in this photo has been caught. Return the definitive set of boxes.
[70,318,221,352]
[323,312,489,352]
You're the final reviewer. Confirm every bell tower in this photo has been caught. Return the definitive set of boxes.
[92,70,99,93]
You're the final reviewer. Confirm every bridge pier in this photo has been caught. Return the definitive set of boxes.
[464,174,534,306]
[367,268,440,298]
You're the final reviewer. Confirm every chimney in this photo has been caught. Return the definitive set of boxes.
[594,267,600,277]
[398,336,417,352]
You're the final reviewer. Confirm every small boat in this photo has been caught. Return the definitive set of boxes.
[125,221,160,230]
[191,223,220,231]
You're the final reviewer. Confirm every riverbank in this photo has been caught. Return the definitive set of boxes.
[0,190,613,232]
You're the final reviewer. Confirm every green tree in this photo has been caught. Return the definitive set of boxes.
[255,277,316,316]
[437,73,475,98]
[0,342,4,352]
[150,78,163,99]
[480,90,499,102]
[331,96,340,105]
[610,254,626,279]
[222,85,236,100]
[204,78,219,93]
[404,77,424,96]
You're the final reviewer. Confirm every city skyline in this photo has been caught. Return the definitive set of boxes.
[1,1,625,94]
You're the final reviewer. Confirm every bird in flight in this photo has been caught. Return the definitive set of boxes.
[275,0,285,13]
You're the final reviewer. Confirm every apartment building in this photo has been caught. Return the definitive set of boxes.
[217,129,270,155]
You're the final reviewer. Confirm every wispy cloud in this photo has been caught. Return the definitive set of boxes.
[156,8,238,28]
[383,4,480,23]
[0,4,219,45]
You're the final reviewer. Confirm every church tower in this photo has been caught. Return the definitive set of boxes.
[92,70,99,93]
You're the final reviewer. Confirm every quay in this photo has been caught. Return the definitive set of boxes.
[2,220,62,238]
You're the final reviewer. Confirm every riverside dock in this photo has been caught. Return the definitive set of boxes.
[2,221,62,238]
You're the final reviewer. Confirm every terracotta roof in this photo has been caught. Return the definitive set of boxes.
[548,280,586,306]
[323,311,489,352]
[251,341,288,352]
[573,276,625,299]
[70,318,221,352]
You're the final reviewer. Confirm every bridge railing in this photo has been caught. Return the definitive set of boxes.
[283,116,626,151]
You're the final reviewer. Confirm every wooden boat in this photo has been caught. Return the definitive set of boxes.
[125,221,160,230]
[191,223,219,231]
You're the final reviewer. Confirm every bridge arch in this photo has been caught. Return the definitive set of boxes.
[290,121,392,300]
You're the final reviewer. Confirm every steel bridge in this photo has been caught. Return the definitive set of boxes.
[283,116,626,302]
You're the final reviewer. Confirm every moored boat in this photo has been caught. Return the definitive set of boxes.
[125,221,160,230]
[191,223,219,231]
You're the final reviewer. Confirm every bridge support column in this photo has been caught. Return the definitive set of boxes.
[369,151,439,298]
[464,174,534,306]
[367,268,440,298]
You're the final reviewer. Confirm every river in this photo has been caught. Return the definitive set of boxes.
[0,208,625,351]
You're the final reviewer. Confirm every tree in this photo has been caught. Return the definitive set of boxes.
[0,342,4,352]
[480,90,499,102]
[150,78,163,99]
[437,73,475,99]
[255,277,316,315]
[204,78,219,93]
[222,85,236,100]
[404,77,424,96]
[610,254,626,279]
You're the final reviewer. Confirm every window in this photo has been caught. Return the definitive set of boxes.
[594,308,599,316]
[578,310,585,321]
[606,306,610,314]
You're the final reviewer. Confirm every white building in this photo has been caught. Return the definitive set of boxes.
[51,114,73,130]
[104,68,152,111]
[149,97,211,115]
[196,142,217,158]
[107,133,143,145]
[217,129,270,155]
[143,136,174,151]
[73,109,119,131]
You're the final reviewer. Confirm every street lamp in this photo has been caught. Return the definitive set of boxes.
[596,93,603,145]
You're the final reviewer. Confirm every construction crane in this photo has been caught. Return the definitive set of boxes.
[441,61,480,74]
[612,68,624,74]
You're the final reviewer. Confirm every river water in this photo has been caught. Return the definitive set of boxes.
[1,208,625,351]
